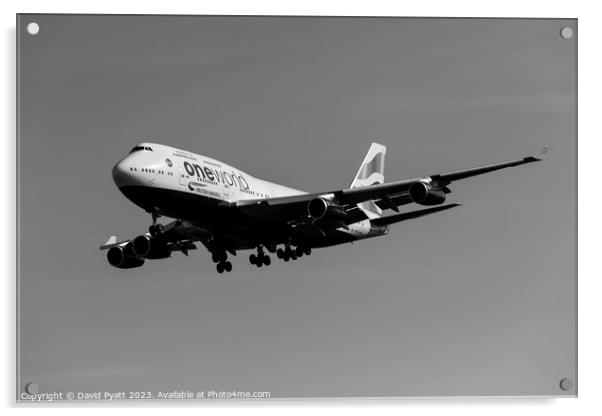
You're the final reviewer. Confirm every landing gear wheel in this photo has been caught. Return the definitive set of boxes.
[282,245,293,262]
[252,246,272,268]
[295,247,304,257]
[276,248,284,259]
[149,223,164,237]
[212,251,227,263]
[216,261,232,274]
[304,247,311,256]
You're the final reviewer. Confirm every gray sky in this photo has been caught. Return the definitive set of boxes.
[18,15,576,398]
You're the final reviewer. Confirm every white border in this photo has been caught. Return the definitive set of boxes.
[3,1,598,414]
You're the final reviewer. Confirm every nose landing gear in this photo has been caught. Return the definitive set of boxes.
[148,212,164,237]
[149,223,164,237]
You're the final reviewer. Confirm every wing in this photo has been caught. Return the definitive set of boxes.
[236,146,548,225]
[99,220,208,254]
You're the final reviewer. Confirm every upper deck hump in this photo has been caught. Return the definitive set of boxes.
[142,142,306,197]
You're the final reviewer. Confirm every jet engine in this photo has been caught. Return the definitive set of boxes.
[307,197,347,222]
[107,244,145,269]
[132,234,172,259]
[408,180,446,206]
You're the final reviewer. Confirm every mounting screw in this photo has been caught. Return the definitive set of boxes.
[559,377,573,391]
[27,22,40,36]
[25,382,39,394]
[560,26,573,39]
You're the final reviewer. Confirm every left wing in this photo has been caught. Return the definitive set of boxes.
[99,220,206,254]
[236,146,548,224]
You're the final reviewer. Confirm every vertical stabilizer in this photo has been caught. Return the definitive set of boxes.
[350,142,386,219]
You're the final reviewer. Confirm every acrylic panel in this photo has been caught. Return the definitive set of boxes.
[17,15,577,401]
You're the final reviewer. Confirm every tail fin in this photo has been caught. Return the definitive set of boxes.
[350,142,386,219]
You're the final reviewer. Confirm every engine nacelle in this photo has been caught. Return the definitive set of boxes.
[132,235,172,259]
[408,181,446,206]
[307,197,347,222]
[107,244,145,269]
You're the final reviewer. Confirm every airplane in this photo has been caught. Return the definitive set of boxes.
[100,142,548,274]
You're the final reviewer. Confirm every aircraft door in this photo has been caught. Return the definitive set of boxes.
[177,167,187,187]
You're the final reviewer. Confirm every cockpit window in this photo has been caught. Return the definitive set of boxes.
[129,146,153,153]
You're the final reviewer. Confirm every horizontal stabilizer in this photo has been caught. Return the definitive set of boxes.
[371,203,461,227]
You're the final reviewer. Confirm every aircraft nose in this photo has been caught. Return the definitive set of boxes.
[111,159,131,188]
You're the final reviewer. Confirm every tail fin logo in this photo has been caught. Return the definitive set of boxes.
[356,152,385,184]
[351,143,386,188]
[351,142,386,219]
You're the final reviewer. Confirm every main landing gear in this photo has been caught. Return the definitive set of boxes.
[211,250,232,274]
[277,245,311,262]
[249,246,271,267]
[211,243,312,274]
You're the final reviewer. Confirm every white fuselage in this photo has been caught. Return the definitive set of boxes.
[112,142,305,203]
[111,142,374,239]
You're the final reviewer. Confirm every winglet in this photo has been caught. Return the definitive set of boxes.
[523,146,549,163]
[99,235,118,250]
[533,145,549,161]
